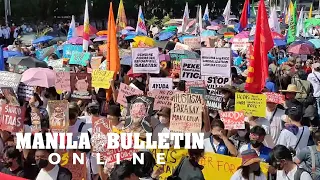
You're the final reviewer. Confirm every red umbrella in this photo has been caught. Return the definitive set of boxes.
[76,25,98,36]
[271,32,285,39]
[0,173,27,180]
[127,68,143,78]
[288,43,315,55]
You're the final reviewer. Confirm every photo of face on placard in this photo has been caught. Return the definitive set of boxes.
[1,87,20,106]
[124,95,154,136]
[70,73,92,99]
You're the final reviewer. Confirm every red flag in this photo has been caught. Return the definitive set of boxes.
[245,0,273,94]
[239,0,249,32]
[0,173,27,180]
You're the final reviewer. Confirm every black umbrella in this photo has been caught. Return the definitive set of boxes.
[7,56,48,68]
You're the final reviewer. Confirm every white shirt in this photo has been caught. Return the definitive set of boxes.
[265,108,285,144]
[36,165,59,180]
[276,166,312,180]
[307,71,320,97]
[276,126,310,154]
[230,169,267,180]
[68,119,91,142]
[3,28,10,39]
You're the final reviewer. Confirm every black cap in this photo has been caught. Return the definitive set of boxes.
[285,106,303,122]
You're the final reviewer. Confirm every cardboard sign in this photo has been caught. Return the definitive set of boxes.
[1,87,19,106]
[235,93,267,117]
[189,87,207,97]
[185,80,206,92]
[180,59,201,81]
[147,90,174,110]
[0,72,22,93]
[169,53,188,75]
[117,83,144,107]
[48,100,69,133]
[204,76,231,94]
[92,70,114,89]
[264,92,285,104]
[70,73,92,100]
[59,150,87,180]
[170,93,203,133]
[132,48,160,74]
[30,111,41,133]
[149,78,173,91]
[200,48,231,77]
[17,83,33,101]
[0,104,26,132]
[231,38,250,51]
[69,51,91,66]
[55,71,71,92]
[184,37,201,49]
[92,116,112,155]
[47,59,64,69]
[90,56,102,69]
[205,95,223,110]
[219,111,245,130]
[63,44,83,58]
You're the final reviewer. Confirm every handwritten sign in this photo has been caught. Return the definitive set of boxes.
[92,116,112,155]
[17,83,33,101]
[1,87,19,106]
[219,111,245,130]
[235,93,267,117]
[204,76,231,94]
[264,92,285,104]
[47,59,64,69]
[185,80,206,92]
[70,73,92,100]
[170,93,203,133]
[180,59,201,81]
[174,42,191,51]
[117,83,144,107]
[147,90,174,110]
[205,95,223,110]
[63,44,83,58]
[48,100,69,133]
[92,70,114,89]
[0,104,26,132]
[184,37,201,49]
[149,78,173,91]
[0,72,22,93]
[201,48,231,77]
[55,71,71,92]
[231,38,250,51]
[59,150,86,180]
[90,56,102,69]
[31,111,41,133]
[69,51,91,66]
[132,48,160,74]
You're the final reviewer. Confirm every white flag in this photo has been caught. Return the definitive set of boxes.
[136,6,147,35]
[182,3,189,33]
[223,0,231,25]
[82,0,89,52]
[203,4,210,21]
[268,7,281,33]
[67,15,76,40]
[296,7,304,37]
[199,5,203,34]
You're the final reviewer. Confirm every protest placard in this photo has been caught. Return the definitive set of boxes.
[170,93,203,133]
[231,38,250,51]
[184,37,201,49]
[92,70,114,89]
[63,44,83,58]
[169,53,188,75]
[17,83,33,101]
[205,95,223,110]
[117,83,144,107]
[264,92,285,104]
[219,111,245,130]
[185,80,206,92]
[174,42,191,51]
[180,59,201,81]
[70,73,92,99]
[149,78,173,91]
[90,56,102,69]
[47,59,64,69]
[132,48,160,74]
[30,111,41,133]
[91,116,112,155]
[1,87,19,106]
[58,150,86,180]
[147,90,174,110]
[235,93,267,117]
[204,76,231,94]
[55,71,71,92]
[0,104,26,132]
[0,72,22,93]
[48,100,69,133]
[189,87,207,97]
[36,45,57,60]
[201,48,231,77]
[69,51,91,66]
[104,136,137,163]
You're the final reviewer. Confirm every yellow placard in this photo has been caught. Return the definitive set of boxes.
[151,149,268,180]
[235,93,267,117]
[92,70,114,89]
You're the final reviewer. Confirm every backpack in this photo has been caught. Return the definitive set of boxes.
[167,157,187,180]
[294,168,310,180]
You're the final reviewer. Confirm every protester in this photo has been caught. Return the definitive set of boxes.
[1,147,24,177]
[109,160,139,180]
[229,122,250,151]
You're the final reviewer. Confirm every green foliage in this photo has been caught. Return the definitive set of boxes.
[146,16,160,27]
[161,14,170,27]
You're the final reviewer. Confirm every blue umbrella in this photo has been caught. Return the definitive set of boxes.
[178,35,196,43]
[124,34,136,40]
[3,51,23,59]
[308,39,320,49]
[201,30,216,37]
[32,35,54,44]
[159,31,175,41]
[120,56,132,66]
[274,39,287,47]
[232,51,238,57]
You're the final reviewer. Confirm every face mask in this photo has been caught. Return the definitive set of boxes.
[4,161,12,168]
[159,116,169,124]
[36,159,48,169]
[237,131,247,137]
[34,101,39,108]
[250,140,262,148]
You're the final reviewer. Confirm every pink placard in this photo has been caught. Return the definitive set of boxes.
[219,111,245,130]
[55,71,71,92]
[185,80,206,92]
[116,83,144,107]
[147,90,174,110]
[264,92,285,104]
